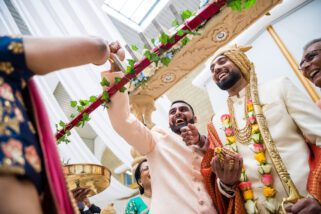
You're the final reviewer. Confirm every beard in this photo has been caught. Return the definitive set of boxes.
[216,70,242,90]
[169,117,195,135]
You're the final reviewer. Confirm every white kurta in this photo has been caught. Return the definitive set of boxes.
[212,77,321,212]
[106,72,216,214]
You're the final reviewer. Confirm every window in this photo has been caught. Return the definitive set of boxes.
[103,0,159,25]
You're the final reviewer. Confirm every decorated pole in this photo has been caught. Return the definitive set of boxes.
[56,0,226,140]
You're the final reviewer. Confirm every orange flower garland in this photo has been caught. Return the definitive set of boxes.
[221,99,277,213]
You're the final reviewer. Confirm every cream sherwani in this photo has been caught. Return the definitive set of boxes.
[106,72,216,214]
[212,77,321,212]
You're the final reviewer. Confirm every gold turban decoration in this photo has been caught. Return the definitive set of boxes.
[212,44,253,82]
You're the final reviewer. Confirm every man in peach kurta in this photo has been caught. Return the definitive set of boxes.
[102,72,216,214]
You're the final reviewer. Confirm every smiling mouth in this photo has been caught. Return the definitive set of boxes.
[175,118,185,126]
[218,72,229,81]
[310,69,320,80]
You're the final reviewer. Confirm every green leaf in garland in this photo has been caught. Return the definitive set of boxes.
[131,44,138,51]
[77,106,84,112]
[89,96,97,102]
[227,0,242,11]
[119,87,127,93]
[180,10,193,21]
[144,50,151,60]
[127,59,136,67]
[151,38,156,45]
[100,77,110,87]
[171,19,179,27]
[177,30,185,37]
[102,91,110,101]
[169,37,175,44]
[181,37,190,46]
[183,29,201,36]
[59,120,65,127]
[70,100,77,108]
[79,99,89,106]
[161,57,171,66]
[159,33,170,45]
[125,65,134,74]
[245,0,256,9]
[114,77,122,83]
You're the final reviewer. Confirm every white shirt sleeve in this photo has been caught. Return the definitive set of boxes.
[281,77,321,147]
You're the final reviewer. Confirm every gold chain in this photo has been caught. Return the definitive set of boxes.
[227,85,252,144]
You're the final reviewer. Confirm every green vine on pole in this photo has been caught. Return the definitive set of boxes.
[56,2,257,144]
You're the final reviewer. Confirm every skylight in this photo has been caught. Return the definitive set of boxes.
[103,0,160,25]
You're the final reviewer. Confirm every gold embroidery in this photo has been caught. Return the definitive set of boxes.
[14,107,24,122]
[0,62,14,74]
[0,103,3,121]
[21,79,27,89]
[8,42,23,54]
[28,121,36,134]
[1,139,25,165]
[15,91,25,107]
[0,165,25,175]
[25,146,41,173]
[4,100,10,108]
[0,83,14,101]
[0,116,20,134]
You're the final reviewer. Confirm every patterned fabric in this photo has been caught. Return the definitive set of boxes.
[0,35,44,192]
[307,144,321,203]
[201,119,246,214]
[125,197,149,214]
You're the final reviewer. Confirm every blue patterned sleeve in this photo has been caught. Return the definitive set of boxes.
[0,35,34,82]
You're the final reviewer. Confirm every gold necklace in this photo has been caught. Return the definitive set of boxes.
[227,85,252,144]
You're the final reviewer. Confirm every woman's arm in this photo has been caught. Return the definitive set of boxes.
[23,36,119,75]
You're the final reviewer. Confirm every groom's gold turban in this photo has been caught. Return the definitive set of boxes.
[212,44,252,82]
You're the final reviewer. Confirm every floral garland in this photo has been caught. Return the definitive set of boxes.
[221,99,278,213]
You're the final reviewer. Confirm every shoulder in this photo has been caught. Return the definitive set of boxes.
[260,76,291,91]
[259,76,294,99]
[128,196,143,203]
[151,126,170,137]
[126,197,140,208]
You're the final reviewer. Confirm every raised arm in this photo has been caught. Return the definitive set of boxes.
[23,36,124,75]
[102,71,156,155]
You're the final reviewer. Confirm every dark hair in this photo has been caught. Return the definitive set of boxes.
[134,159,147,194]
[303,38,321,51]
[170,100,195,115]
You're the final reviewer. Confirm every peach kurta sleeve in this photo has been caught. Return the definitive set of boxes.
[104,72,156,155]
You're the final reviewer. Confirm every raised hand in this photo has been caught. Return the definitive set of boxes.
[212,147,243,186]
[109,41,125,61]
[71,187,91,203]
[180,123,201,146]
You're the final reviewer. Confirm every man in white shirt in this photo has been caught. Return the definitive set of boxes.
[201,44,321,214]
